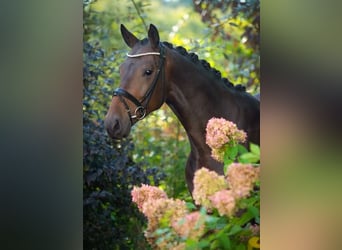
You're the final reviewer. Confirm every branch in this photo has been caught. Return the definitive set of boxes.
[130,0,148,32]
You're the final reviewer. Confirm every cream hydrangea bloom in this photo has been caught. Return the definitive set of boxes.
[192,168,228,209]
[211,146,227,163]
[172,243,186,250]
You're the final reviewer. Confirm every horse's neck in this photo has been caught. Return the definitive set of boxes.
[164,55,236,156]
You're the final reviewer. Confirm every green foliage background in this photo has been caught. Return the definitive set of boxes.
[83,0,259,248]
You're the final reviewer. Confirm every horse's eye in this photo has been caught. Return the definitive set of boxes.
[144,69,153,76]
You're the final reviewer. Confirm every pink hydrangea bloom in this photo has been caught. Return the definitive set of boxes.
[227,163,260,199]
[193,168,228,209]
[206,117,247,150]
[205,118,247,163]
[131,185,188,248]
[142,198,187,245]
[209,190,236,217]
[172,211,206,239]
[131,184,167,212]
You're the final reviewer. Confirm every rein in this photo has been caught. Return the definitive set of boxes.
[113,44,166,125]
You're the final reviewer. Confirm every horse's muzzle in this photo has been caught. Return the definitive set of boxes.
[104,115,129,139]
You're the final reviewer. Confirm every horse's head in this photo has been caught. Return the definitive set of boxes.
[105,24,166,139]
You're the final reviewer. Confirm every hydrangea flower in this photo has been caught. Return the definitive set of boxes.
[206,117,247,149]
[142,198,187,246]
[211,146,226,163]
[209,190,236,217]
[131,184,167,212]
[205,117,247,162]
[172,243,186,250]
[227,163,260,199]
[142,198,187,226]
[192,168,228,209]
[131,184,188,248]
[172,211,206,239]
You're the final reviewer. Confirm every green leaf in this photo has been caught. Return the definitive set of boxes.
[238,152,259,163]
[218,232,231,249]
[185,238,198,249]
[237,144,248,154]
[244,195,260,206]
[223,149,233,166]
[215,217,229,230]
[210,240,221,250]
[186,202,197,211]
[206,215,220,226]
[235,210,254,226]
[227,224,243,236]
[206,214,224,231]
[228,145,239,159]
[236,243,246,250]
[224,162,233,175]
[200,206,207,215]
[248,206,260,223]
[248,206,259,218]
[198,239,210,248]
[249,143,260,156]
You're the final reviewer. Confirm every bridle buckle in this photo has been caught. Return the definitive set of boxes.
[132,106,146,120]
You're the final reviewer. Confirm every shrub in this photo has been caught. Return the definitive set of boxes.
[83,41,165,249]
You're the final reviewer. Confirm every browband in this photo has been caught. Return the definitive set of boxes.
[126,52,161,57]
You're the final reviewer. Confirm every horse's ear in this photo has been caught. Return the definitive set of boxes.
[120,24,139,48]
[148,24,160,49]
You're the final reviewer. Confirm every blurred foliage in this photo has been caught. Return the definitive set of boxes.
[83,0,259,248]
[192,0,260,92]
[132,109,191,199]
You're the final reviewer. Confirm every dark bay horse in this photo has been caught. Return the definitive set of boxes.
[105,24,259,193]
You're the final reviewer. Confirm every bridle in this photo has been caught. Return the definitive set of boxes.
[113,43,166,125]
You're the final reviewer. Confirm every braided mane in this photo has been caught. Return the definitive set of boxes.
[161,41,246,92]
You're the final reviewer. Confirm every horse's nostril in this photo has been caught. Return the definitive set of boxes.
[105,117,121,138]
[113,119,120,132]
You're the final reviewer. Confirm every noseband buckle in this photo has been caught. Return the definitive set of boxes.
[133,106,146,120]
